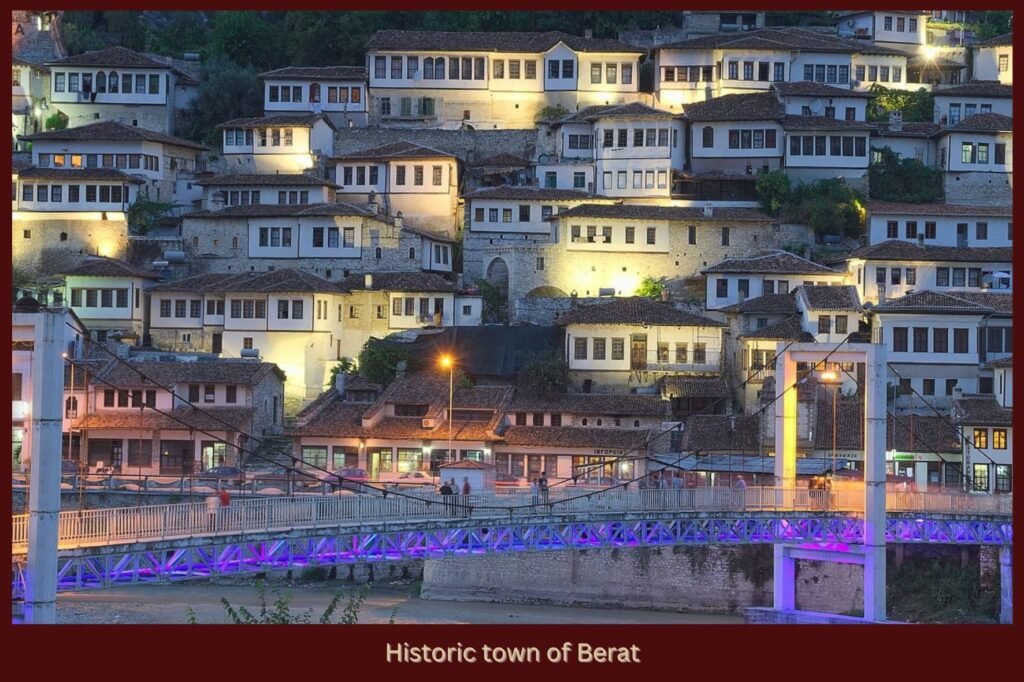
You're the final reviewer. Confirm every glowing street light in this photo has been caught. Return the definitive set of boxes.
[439,354,454,466]
[819,370,842,483]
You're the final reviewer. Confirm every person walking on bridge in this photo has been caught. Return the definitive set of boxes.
[205,492,220,531]
[538,471,550,505]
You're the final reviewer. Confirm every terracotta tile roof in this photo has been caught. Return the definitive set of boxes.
[150,269,344,294]
[871,290,996,314]
[781,115,876,131]
[874,122,942,138]
[682,93,784,122]
[47,46,170,69]
[658,376,731,399]
[454,385,514,410]
[553,203,774,222]
[365,30,645,54]
[331,140,456,161]
[942,113,1012,134]
[556,297,726,327]
[439,460,493,470]
[216,113,334,130]
[12,156,33,173]
[60,258,160,280]
[847,240,1012,263]
[195,173,339,188]
[259,65,367,81]
[660,27,907,56]
[558,103,675,123]
[771,81,874,99]
[462,186,600,201]
[77,406,257,432]
[362,417,497,442]
[16,167,144,183]
[97,360,284,388]
[977,32,1012,47]
[739,315,815,341]
[499,426,650,451]
[19,120,207,150]
[703,251,841,275]
[682,414,761,453]
[720,293,798,315]
[339,272,457,293]
[815,403,961,453]
[795,285,861,311]
[865,201,1012,217]
[182,201,379,220]
[508,392,666,417]
[398,223,457,244]
[933,81,1012,98]
[952,397,1012,427]
[943,292,1012,314]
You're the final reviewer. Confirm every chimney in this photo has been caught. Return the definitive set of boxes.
[394,211,403,230]
[456,273,464,290]
[366,190,377,214]
[364,273,373,289]
[584,29,593,39]
[703,203,713,218]
[889,110,903,132]
[335,371,347,398]
[660,288,670,303]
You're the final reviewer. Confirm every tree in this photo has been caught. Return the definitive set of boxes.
[866,85,934,124]
[184,56,263,146]
[357,340,410,386]
[186,581,370,624]
[780,179,865,240]
[868,146,944,203]
[208,11,282,70]
[127,191,178,235]
[44,112,68,131]
[517,349,569,396]
[535,104,570,123]
[326,358,356,388]
[754,169,791,215]
[477,279,504,324]
[634,276,665,300]
[149,12,210,58]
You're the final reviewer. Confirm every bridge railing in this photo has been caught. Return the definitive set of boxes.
[11,487,1011,552]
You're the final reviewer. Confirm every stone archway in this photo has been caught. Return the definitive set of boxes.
[484,257,510,322]
[525,286,568,298]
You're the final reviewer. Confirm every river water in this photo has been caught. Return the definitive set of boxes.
[54,581,743,624]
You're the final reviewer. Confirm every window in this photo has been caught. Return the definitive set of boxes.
[573,173,586,189]
[994,464,1011,493]
[995,144,1006,165]
[646,227,657,245]
[622,64,633,84]
[893,327,908,352]
[702,126,714,148]
[924,221,936,239]
[502,208,513,223]
[574,337,587,360]
[977,144,989,164]
[773,62,785,82]
[952,268,966,287]
[891,268,901,285]
[912,327,929,353]
[716,279,729,298]
[992,429,1007,450]
[593,338,606,360]
[961,142,974,164]
[611,338,625,361]
[721,226,730,246]
[953,328,969,353]
[906,268,916,285]
[931,328,948,354]
[818,315,831,334]
[413,165,424,186]
[973,428,989,450]
[693,343,706,364]
[922,378,935,396]
[936,268,949,287]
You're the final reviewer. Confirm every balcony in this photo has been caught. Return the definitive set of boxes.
[746,366,775,384]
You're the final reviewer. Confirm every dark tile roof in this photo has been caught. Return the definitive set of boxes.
[508,392,666,417]
[259,65,368,81]
[182,201,379,220]
[12,17,64,66]
[60,258,160,280]
[847,240,1013,264]
[720,293,798,315]
[141,53,200,85]
[874,122,942,138]
[77,406,257,433]
[195,173,338,189]
[796,285,861,311]
[462,186,600,201]
[771,82,874,99]
[977,32,1012,47]
[660,27,907,56]
[658,376,731,399]
[332,140,455,161]
[389,326,562,379]
[332,127,536,165]
[682,414,761,453]
[12,155,32,173]
[19,120,207,150]
[553,203,774,222]
[952,397,1012,427]
[739,315,815,341]
[933,81,1012,98]
[558,103,675,124]
[871,290,996,314]
[943,113,1012,134]
[682,93,784,122]
[150,269,344,294]
[499,426,650,451]
[399,223,457,244]
[866,201,1012,217]
[340,272,457,293]
[454,385,514,410]
[988,356,1013,368]
[703,251,841,275]
[17,167,144,183]
[781,115,876,131]
[47,46,170,69]
[815,403,961,453]
[97,360,284,388]
[927,291,1012,314]
[216,113,334,130]
[365,30,645,54]
[556,297,726,327]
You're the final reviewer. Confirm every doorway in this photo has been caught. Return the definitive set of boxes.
[630,334,647,370]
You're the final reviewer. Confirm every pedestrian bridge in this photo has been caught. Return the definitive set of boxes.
[11,487,1012,597]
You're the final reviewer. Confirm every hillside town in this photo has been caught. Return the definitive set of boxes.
[12,9,1013,500]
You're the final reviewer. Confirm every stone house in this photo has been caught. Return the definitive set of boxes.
[702,250,847,310]
[216,113,336,175]
[260,65,369,128]
[59,257,160,342]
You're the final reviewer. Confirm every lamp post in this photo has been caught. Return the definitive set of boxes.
[440,354,453,465]
[820,370,841,480]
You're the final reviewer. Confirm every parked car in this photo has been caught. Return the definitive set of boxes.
[495,472,527,487]
[326,467,371,492]
[194,466,244,484]
[397,471,435,486]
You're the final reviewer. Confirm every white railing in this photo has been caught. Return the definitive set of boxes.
[10,487,1011,552]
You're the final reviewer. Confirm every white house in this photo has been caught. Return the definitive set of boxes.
[836,11,929,47]
[702,251,847,310]
[782,115,876,183]
[772,81,873,121]
[260,65,369,127]
[844,241,1013,304]
[60,257,159,342]
[683,92,785,176]
[793,285,863,345]
[364,30,645,129]
[193,173,339,212]
[557,296,726,392]
[332,140,460,234]
[971,33,1012,85]
[933,113,1012,204]
[952,395,1012,494]
[865,201,1012,248]
[932,82,1013,125]
[464,186,603,237]
[217,113,337,174]
[45,46,196,135]
[871,120,941,166]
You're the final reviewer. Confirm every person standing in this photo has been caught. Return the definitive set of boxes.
[205,492,220,531]
[439,479,453,516]
[538,471,550,504]
[735,475,747,511]
[530,479,539,506]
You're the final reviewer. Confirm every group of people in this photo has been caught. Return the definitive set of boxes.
[529,472,550,505]
[438,476,472,516]
[204,486,232,530]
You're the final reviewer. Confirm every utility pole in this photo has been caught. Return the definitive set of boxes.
[24,310,64,623]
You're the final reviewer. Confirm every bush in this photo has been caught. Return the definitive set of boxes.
[357,340,410,386]
[754,170,791,216]
[517,349,569,396]
[866,85,934,123]
[44,112,68,131]
[868,146,944,203]
[780,178,865,240]
[186,581,371,624]
[634,276,666,300]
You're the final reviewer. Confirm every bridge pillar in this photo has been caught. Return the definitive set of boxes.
[1000,546,1012,624]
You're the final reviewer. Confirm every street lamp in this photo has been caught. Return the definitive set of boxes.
[819,370,842,480]
[440,354,454,465]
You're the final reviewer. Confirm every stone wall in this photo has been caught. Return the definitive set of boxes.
[943,172,1013,206]
[13,216,129,278]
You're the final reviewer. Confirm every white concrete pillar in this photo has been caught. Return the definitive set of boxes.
[773,546,795,610]
[862,344,887,622]
[24,311,65,624]
[1000,546,1012,624]
[774,348,797,492]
